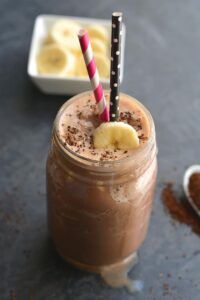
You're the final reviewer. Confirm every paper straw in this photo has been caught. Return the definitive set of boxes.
[78,29,109,122]
[109,12,123,121]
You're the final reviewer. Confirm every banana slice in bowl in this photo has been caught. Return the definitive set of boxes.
[93,122,140,150]
[90,38,108,54]
[37,44,75,76]
[94,53,110,78]
[87,24,109,44]
[74,51,109,79]
[75,53,88,78]
[49,20,81,52]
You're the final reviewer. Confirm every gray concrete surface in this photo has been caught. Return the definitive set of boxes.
[0,0,200,299]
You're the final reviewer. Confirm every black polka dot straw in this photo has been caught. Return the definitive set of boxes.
[109,12,123,121]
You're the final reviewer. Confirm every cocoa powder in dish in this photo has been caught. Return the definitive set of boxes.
[188,172,200,211]
[162,183,200,235]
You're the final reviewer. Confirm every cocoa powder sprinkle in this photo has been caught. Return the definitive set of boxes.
[162,183,200,235]
[60,97,149,160]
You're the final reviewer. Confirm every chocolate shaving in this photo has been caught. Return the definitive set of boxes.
[119,111,143,134]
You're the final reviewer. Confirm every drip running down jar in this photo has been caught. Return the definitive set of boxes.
[46,91,157,272]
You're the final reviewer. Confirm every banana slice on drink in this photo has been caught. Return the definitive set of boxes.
[87,25,109,44]
[49,20,81,52]
[37,44,75,75]
[90,38,107,54]
[93,122,140,150]
[94,53,110,78]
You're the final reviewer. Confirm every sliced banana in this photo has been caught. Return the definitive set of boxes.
[87,25,109,43]
[94,53,110,78]
[75,53,88,77]
[90,38,107,54]
[44,33,53,45]
[49,20,81,52]
[37,44,75,75]
[93,122,140,150]
[37,19,110,78]
[75,50,109,78]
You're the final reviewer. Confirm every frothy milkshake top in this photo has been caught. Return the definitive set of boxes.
[57,91,150,161]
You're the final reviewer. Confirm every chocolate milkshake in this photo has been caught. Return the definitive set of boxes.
[46,91,157,278]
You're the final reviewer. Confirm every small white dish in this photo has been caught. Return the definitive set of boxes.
[27,14,126,95]
[183,164,200,217]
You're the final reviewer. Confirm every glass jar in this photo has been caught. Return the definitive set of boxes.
[46,93,157,273]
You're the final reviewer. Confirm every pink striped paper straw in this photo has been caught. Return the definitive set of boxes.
[78,29,109,122]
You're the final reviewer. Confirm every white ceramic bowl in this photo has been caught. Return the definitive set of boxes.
[27,14,126,95]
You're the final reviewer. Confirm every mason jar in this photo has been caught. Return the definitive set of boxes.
[46,92,157,273]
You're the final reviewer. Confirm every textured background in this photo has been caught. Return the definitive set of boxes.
[0,0,200,299]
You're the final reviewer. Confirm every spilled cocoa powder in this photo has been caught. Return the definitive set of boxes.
[162,183,200,235]
[189,172,200,211]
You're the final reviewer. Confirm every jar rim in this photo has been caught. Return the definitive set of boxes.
[53,91,156,169]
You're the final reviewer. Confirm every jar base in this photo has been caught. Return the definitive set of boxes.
[58,250,137,273]
[56,247,143,293]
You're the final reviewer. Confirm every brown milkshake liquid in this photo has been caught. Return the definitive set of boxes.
[46,91,157,291]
